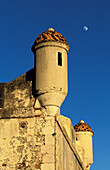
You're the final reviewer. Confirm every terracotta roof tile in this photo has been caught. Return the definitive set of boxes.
[74,120,94,134]
[32,28,68,47]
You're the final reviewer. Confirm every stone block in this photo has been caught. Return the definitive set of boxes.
[42,125,54,134]
[41,145,54,154]
[41,163,54,170]
[42,153,54,163]
[45,134,55,145]
[45,117,55,127]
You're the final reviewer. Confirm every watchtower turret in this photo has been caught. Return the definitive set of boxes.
[74,120,94,170]
[32,28,69,109]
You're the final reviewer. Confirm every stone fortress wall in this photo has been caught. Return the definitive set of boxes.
[0,70,85,170]
[0,28,93,170]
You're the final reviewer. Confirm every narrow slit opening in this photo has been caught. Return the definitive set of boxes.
[58,52,62,66]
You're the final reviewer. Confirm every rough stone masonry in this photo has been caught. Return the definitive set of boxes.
[0,28,93,170]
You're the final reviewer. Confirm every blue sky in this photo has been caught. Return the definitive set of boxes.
[0,0,110,169]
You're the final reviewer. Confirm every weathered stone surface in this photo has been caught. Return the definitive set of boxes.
[60,115,76,145]
[0,69,86,170]
[41,163,55,170]
[0,69,35,119]
[42,123,54,134]
[41,145,54,154]
[42,153,54,163]
[0,117,44,169]
[45,134,55,146]
[55,115,85,170]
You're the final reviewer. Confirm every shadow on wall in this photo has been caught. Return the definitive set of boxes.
[26,67,36,98]
[0,83,4,108]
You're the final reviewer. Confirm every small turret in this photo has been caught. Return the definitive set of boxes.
[74,120,94,170]
[32,28,69,108]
